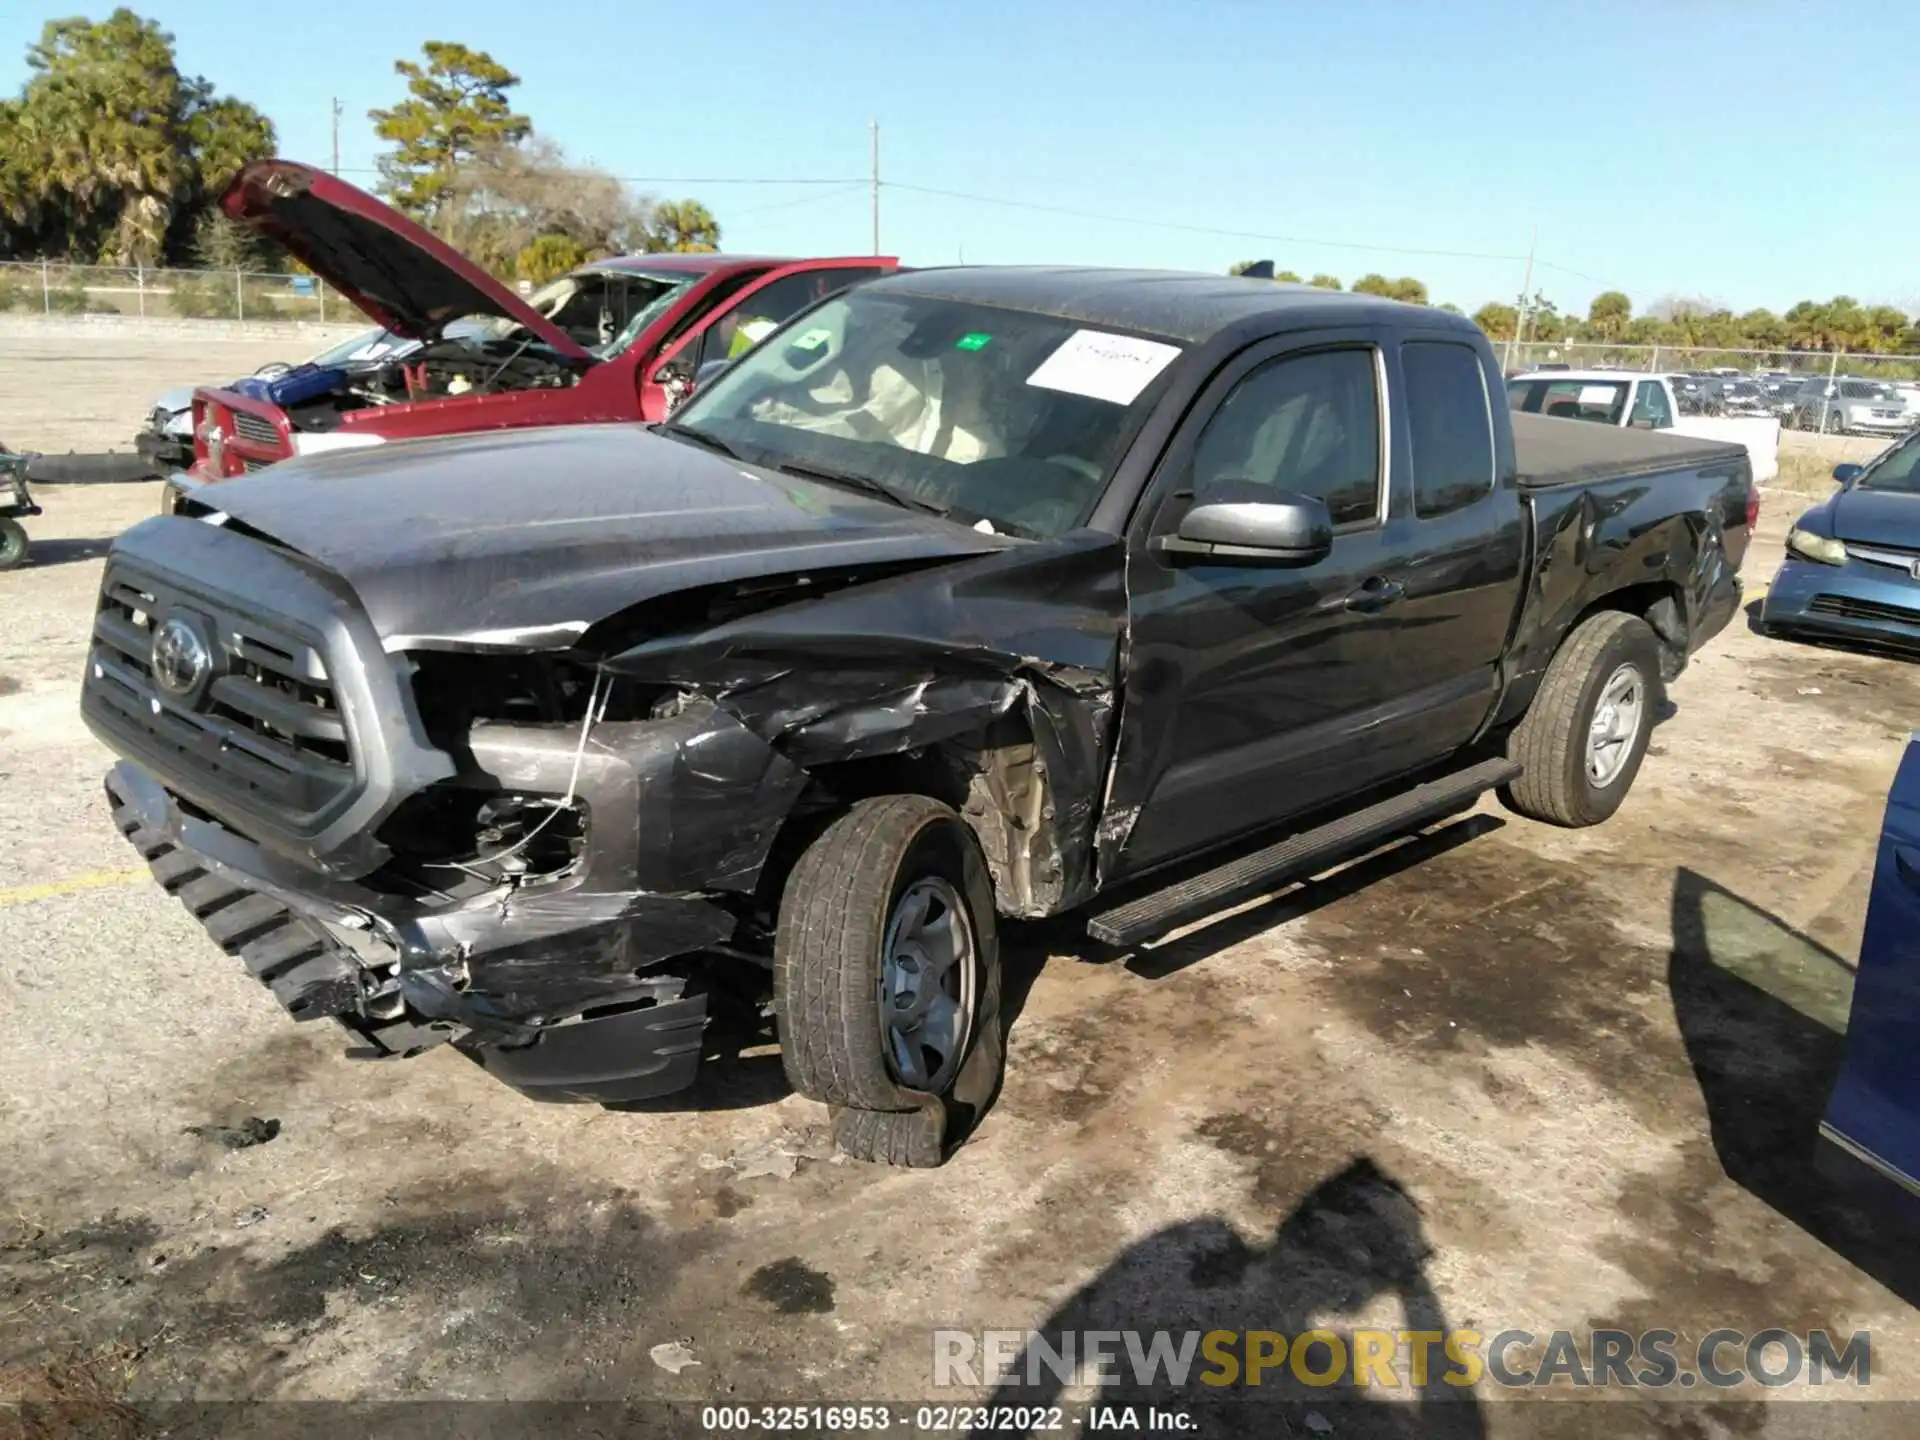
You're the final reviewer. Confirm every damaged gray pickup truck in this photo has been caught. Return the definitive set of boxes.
[83,268,1754,1165]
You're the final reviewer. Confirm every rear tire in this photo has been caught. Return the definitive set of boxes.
[0,518,27,570]
[774,795,1003,1164]
[1500,611,1663,828]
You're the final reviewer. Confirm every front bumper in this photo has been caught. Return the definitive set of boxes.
[106,760,726,1103]
[1762,555,1920,654]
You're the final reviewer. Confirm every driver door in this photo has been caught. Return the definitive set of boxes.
[1106,330,1410,875]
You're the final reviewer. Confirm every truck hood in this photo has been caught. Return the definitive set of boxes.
[221,159,591,361]
[1829,485,1920,545]
[192,424,1009,651]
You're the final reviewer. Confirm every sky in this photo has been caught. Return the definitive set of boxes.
[3,0,1910,318]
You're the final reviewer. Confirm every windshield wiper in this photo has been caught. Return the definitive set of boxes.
[769,460,950,517]
[659,422,742,460]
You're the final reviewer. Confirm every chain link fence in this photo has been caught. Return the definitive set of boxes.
[1500,340,1920,384]
[0,260,354,323]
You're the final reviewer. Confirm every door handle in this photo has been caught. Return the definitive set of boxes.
[1897,845,1920,890]
[1343,577,1405,613]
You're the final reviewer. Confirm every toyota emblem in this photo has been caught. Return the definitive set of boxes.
[151,615,214,700]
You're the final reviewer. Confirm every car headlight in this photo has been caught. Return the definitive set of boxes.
[1786,527,1847,565]
[291,431,385,456]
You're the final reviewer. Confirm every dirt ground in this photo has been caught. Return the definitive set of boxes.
[4,329,1920,1437]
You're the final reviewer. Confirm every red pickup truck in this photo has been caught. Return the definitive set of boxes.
[187,160,894,479]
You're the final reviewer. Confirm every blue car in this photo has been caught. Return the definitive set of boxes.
[1761,432,1920,653]
[1823,734,1920,1194]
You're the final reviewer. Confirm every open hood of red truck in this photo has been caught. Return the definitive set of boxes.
[221,160,592,360]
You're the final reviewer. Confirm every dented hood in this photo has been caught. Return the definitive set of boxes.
[222,159,591,359]
[195,423,1009,650]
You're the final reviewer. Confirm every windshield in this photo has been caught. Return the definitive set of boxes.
[666,290,1185,539]
[1858,433,1920,494]
[467,268,695,358]
[1507,378,1630,424]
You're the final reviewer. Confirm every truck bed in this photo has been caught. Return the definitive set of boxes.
[1512,410,1748,488]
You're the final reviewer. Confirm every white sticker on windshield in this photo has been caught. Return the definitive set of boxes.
[1026,329,1183,406]
[792,326,833,351]
[1578,385,1618,406]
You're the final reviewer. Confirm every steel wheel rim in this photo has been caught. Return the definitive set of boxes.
[0,521,25,567]
[878,875,976,1092]
[1586,663,1644,788]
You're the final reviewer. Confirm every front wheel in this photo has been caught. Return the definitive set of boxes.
[0,518,27,571]
[1500,611,1663,827]
[774,795,1003,1166]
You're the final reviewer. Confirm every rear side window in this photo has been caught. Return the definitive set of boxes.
[1403,342,1494,518]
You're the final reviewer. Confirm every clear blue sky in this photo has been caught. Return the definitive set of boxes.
[5,0,1909,317]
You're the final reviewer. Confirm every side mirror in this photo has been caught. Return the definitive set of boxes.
[1154,481,1334,565]
[1833,463,1863,487]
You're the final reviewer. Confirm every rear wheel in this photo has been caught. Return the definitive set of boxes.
[774,795,1003,1166]
[1500,611,1663,828]
[0,518,27,571]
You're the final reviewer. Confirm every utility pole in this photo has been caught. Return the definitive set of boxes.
[1504,226,1537,374]
[869,120,881,256]
[330,97,343,175]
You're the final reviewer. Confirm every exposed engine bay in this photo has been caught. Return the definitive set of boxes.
[272,266,690,432]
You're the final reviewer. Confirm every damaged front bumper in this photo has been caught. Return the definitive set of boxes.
[105,760,730,1104]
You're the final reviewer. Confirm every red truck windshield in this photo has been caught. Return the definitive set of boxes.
[471,267,696,357]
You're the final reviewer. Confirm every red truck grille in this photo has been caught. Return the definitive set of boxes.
[197,397,291,476]
[231,411,281,446]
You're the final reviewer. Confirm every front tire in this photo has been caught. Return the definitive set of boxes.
[1500,611,1663,827]
[775,795,1003,1163]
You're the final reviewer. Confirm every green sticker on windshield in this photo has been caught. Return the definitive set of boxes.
[793,327,832,351]
[955,332,993,351]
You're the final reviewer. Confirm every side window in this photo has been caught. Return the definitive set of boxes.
[1403,342,1494,518]
[1631,381,1674,429]
[693,268,883,372]
[1188,348,1381,528]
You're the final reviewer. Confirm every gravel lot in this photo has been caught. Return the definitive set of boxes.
[3,327,1920,1437]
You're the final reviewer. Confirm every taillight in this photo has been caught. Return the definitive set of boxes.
[1745,483,1760,531]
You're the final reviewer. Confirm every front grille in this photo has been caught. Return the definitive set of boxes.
[241,457,269,473]
[231,411,282,447]
[85,564,355,821]
[1808,594,1920,627]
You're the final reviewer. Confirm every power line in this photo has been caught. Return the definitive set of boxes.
[879,181,1530,264]
[330,165,863,187]
[727,184,868,218]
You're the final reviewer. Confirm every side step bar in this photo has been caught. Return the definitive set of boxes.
[1086,756,1522,948]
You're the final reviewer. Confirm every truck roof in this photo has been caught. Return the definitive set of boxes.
[867,266,1477,344]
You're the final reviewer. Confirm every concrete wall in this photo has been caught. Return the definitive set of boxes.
[0,314,366,346]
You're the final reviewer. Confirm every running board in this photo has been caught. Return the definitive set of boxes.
[1086,756,1522,948]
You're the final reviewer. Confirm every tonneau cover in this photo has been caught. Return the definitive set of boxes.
[1512,411,1747,488]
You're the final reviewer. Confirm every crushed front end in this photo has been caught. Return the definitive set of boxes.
[80,518,786,1104]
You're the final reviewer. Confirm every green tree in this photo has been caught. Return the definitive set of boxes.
[1472,302,1518,340]
[517,231,588,284]
[1307,274,1341,290]
[1276,269,1302,283]
[1586,290,1631,341]
[1351,273,1394,296]
[0,10,273,265]
[644,198,720,253]
[369,41,531,226]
